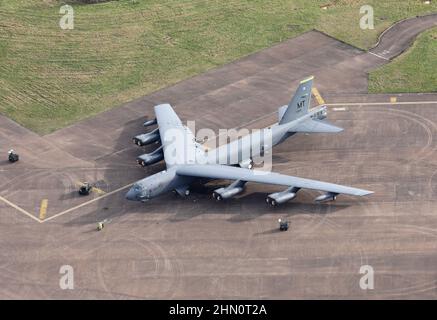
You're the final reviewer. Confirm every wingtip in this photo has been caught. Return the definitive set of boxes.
[360,190,374,196]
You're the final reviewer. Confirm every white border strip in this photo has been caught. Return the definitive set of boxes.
[327,101,437,106]
[0,195,42,223]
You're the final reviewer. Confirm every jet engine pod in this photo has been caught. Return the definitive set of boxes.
[136,146,164,167]
[213,187,243,201]
[314,106,328,120]
[143,118,157,127]
[132,128,160,146]
[314,192,338,203]
[266,187,300,206]
[213,180,246,201]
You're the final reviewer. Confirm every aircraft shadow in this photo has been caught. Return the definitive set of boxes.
[58,190,80,201]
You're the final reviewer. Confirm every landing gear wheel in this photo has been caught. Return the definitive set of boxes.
[266,197,277,206]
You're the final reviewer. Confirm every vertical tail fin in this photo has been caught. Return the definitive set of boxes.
[279,76,313,125]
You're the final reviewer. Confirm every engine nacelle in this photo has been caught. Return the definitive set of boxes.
[314,192,338,202]
[266,187,300,206]
[143,118,157,127]
[133,128,160,146]
[213,180,246,201]
[137,146,164,167]
[239,158,254,169]
[312,106,328,120]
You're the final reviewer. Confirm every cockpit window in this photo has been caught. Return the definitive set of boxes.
[133,184,141,191]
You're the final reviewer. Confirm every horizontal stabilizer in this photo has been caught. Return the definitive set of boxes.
[291,119,343,133]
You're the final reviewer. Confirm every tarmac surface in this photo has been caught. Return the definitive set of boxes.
[0,14,436,299]
[369,13,437,60]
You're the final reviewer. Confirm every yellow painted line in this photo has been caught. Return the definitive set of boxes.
[91,187,106,195]
[300,75,314,84]
[312,87,325,105]
[43,182,134,223]
[1,181,133,224]
[76,181,106,195]
[39,199,48,220]
[390,97,397,103]
[0,195,42,223]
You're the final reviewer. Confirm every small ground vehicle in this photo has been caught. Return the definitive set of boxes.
[8,150,19,163]
[97,219,111,231]
[78,182,92,196]
[278,218,289,231]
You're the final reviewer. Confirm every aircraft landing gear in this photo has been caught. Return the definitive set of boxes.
[173,187,190,197]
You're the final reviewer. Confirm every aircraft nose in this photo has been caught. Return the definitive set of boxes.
[125,187,139,201]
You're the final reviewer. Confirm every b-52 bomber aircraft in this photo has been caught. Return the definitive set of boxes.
[127,76,372,206]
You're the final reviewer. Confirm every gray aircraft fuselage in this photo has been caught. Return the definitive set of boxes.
[126,106,328,202]
[206,106,327,166]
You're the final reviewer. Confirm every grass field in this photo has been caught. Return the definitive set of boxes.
[369,27,437,93]
[0,0,436,134]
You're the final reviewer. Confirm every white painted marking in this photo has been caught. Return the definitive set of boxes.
[43,182,134,223]
[368,51,390,61]
[333,107,346,111]
[327,101,437,106]
[223,100,437,136]
[0,195,42,223]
